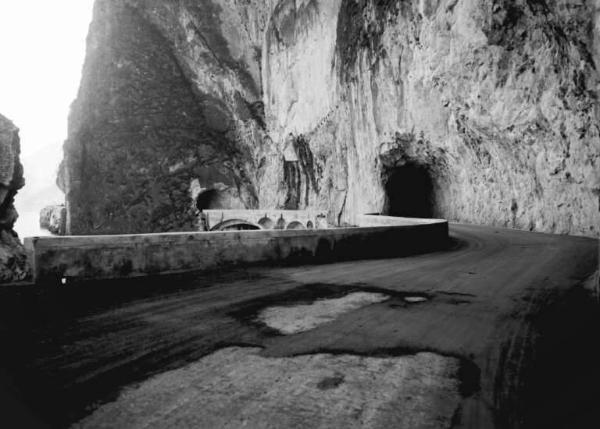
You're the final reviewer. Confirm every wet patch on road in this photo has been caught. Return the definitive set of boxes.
[228,283,439,335]
[75,346,465,429]
[436,291,476,305]
[316,372,345,390]
[257,292,390,334]
[228,283,476,337]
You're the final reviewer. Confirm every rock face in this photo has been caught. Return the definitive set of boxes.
[0,114,28,283]
[62,0,600,237]
[59,0,277,234]
[262,0,600,235]
[40,204,67,235]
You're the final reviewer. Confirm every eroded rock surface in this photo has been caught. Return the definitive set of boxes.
[0,114,28,283]
[62,0,600,236]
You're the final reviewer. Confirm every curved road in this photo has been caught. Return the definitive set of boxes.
[0,223,598,428]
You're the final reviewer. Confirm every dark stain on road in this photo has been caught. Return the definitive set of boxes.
[316,373,345,390]
[227,282,440,334]
[437,291,475,305]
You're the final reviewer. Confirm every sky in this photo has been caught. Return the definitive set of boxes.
[0,0,95,237]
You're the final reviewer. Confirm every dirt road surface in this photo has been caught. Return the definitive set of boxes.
[0,224,598,428]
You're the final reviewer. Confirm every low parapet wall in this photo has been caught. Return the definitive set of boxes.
[24,216,448,285]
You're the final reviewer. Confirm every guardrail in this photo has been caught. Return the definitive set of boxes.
[24,215,448,284]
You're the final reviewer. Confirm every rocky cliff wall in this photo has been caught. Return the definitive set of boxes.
[0,114,28,282]
[262,0,600,235]
[62,0,600,236]
[60,0,277,234]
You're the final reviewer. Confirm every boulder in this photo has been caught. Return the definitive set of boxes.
[40,204,67,235]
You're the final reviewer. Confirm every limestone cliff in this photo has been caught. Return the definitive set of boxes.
[60,0,277,234]
[0,114,28,283]
[62,0,600,237]
[263,0,600,235]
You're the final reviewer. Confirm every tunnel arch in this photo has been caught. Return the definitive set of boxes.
[210,219,261,231]
[286,221,306,230]
[383,163,434,218]
[258,216,274,229]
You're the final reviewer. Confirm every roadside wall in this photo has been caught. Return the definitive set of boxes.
[25,216,448,284]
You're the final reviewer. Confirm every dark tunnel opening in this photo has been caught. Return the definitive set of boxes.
[384,163,434,218]
[196,189,219,211]
[196,189,230,211]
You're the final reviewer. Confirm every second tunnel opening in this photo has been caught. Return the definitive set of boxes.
[383,163,434,218]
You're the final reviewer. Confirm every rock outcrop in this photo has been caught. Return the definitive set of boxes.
[40,204,67,235]
[61,0,600,237]
[0,114,28,283]
[59,0,277,234]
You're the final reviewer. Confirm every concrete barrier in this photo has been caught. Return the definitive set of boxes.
[24,216,448,284]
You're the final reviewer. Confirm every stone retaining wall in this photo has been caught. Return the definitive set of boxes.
[25,215,448,284]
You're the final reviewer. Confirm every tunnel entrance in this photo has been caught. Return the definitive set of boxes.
[383,163,434,218]
[196,189,221,211]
